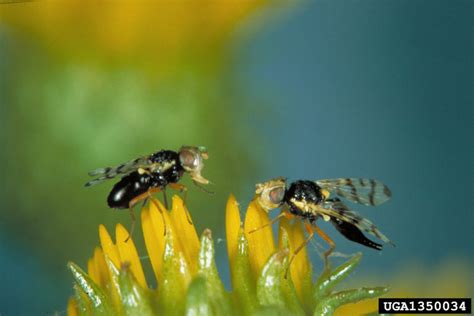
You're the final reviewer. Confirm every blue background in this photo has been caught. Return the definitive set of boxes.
[233,0,473,273]
[1,0,472,315]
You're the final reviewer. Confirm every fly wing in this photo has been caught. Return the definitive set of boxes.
[316,178,391,206]
[315,198,393,245]
[85,155,152,187]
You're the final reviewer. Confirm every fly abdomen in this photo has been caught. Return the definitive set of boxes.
[331,217,383,250]
[107,172,152,209]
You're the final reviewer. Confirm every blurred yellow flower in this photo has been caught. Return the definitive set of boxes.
[0,0,269,68]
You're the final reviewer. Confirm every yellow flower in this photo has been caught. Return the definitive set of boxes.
[67,194,388,315]
[227,194,312,305]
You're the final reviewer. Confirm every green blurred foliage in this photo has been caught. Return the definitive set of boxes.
[0,29,260,278]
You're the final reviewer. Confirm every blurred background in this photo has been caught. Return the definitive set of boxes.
[0,0,472,315]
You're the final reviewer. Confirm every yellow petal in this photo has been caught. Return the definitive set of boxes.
[278,217,311,301]
[93,247,109,288]
[67,298,78,316]
[115,223,147,289]
[87,258,99,286]
[144,197,177,281]
[92,247,121,309]
[141,205,163,282]
[244,199,275,277]
[336,298,379,315]
[149,198,175,243]
[99,224,120,270]
[225,194,241,268]
[169,195,199,275]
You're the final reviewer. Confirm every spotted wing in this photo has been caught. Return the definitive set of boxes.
[85,155,153,187]
[316,178,391,206]
[314,198,393,245]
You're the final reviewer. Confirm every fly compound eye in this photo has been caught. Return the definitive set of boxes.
[179,148,200,170]
[254,177,287,211]
[179,146,210,185]
[269,187,285,205]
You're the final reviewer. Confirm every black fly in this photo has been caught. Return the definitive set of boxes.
[252,177,394,271]
[85,146,211,240]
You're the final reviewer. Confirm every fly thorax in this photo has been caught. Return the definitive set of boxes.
[286,180,324,204]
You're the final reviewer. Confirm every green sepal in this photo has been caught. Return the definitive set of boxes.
[118,264,155,316]
[196,229,233,316]
[256,249,304,315]
[103,255,122,313]
[279,229,306,316]
[230,228,258,316]
[185,277,213,316]
[67,262,113,315]
[313,252,362,303]
[313,286,390,316]
[253,306,292,316]
[157,232,191,316]
[73,284,91,316]
[301,264,314,313]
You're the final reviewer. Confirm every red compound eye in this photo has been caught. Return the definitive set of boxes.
[269,187,285,204]
[179,150,197,169]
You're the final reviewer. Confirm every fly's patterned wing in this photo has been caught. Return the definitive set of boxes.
[314,199,394,246]
[85,155,153,187]
[316,178,391,206]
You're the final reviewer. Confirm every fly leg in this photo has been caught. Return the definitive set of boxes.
[148,192,168,236]
[313,223,336,272]
[125,202,137,243]
[193,180,214,194]
[162,187,169,210]
[125,187,163,242]
[169,183,188,206]
[248,211,294,234]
